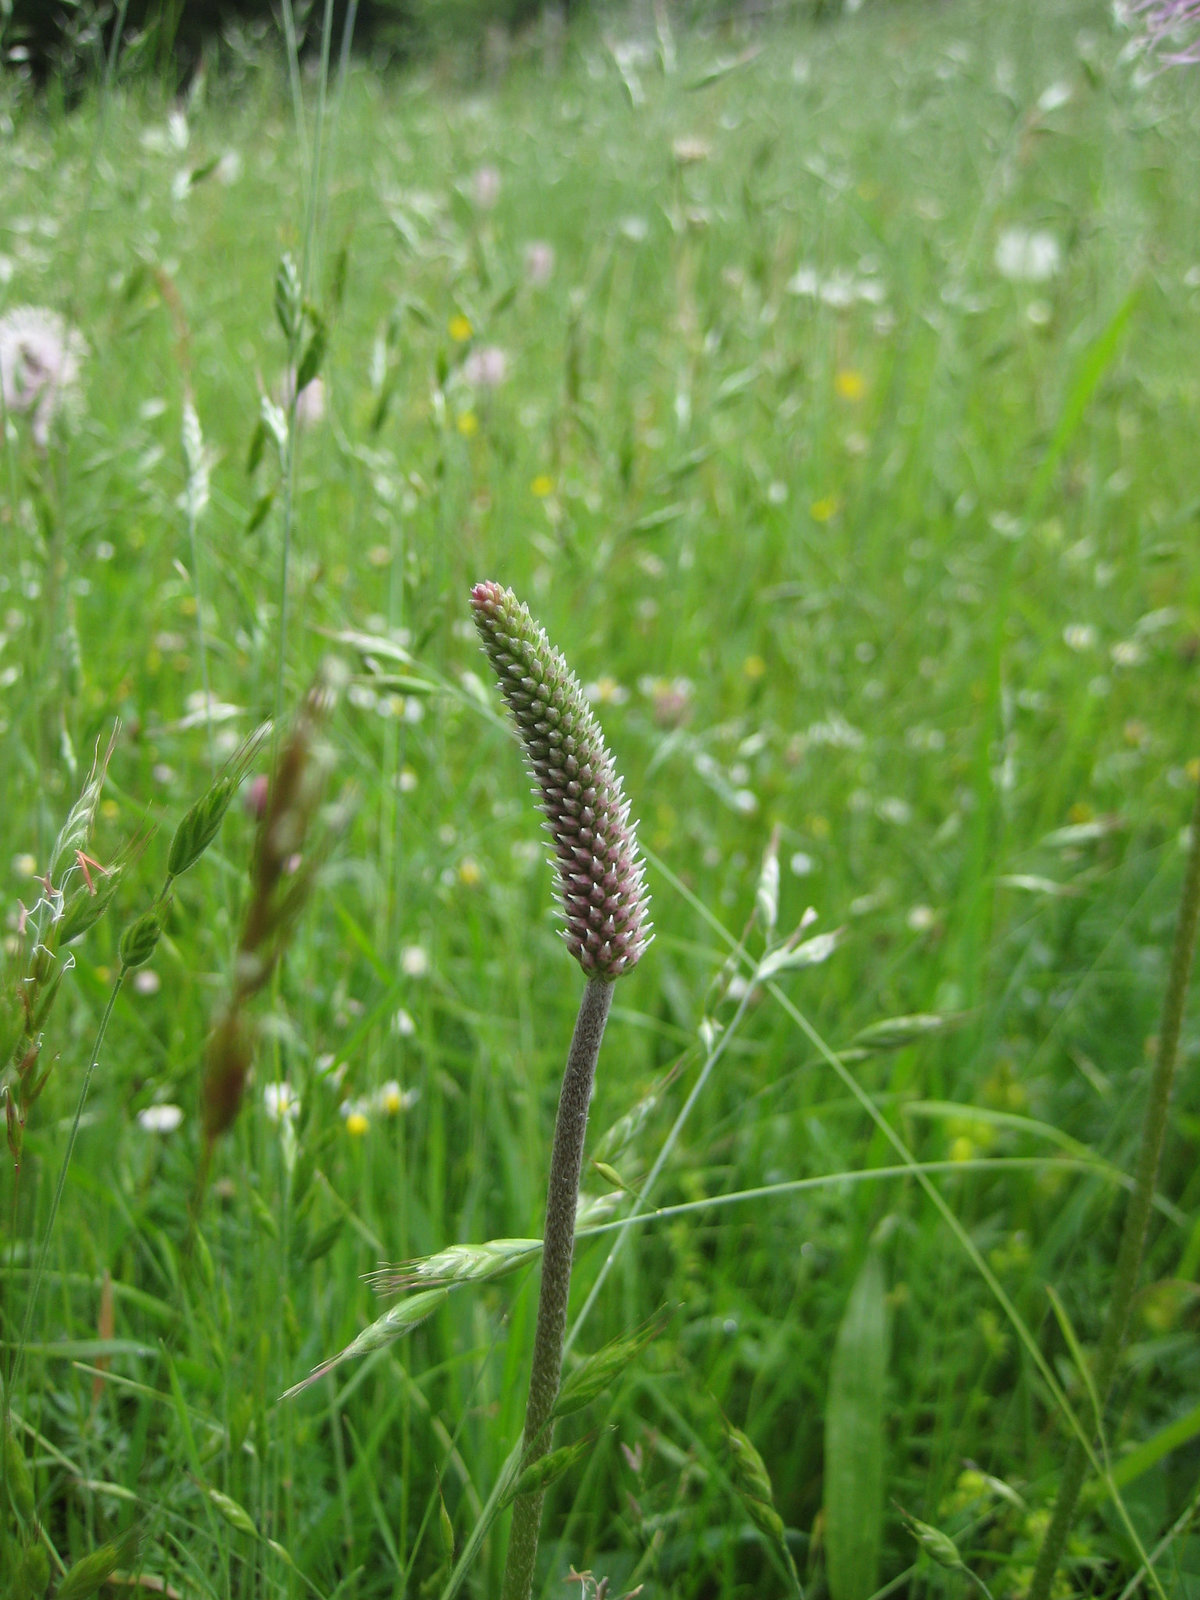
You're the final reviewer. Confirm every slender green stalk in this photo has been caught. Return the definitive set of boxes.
[273,0,333,737]
[15,967,126,1377]
[501,975,614,1600]
[181,401,215,773]
[1028,778,1200,1600]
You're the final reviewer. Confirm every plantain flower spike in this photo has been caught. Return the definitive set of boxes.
[471,581,651,980]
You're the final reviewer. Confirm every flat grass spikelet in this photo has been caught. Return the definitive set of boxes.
[470,581,651,980]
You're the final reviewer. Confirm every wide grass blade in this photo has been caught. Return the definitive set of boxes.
[824,1243,888,1600]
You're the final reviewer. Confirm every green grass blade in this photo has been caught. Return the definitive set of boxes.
[825,1244,888,1600]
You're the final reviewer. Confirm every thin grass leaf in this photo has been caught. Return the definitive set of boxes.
[1104,1398,1200,1493]
[1026,286,1138,516]
[825,1244,888,1600]
[1046,1285,1104,1442]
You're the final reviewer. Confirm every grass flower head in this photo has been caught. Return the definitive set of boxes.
[470,582,650,980]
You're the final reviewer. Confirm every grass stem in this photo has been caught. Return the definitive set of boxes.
[1028,778,1200,1600]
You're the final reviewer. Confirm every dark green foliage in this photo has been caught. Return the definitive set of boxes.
[1,0,542,88]
[2,0,864,92]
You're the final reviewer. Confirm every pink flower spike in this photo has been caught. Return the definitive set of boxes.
[470,582,651,981]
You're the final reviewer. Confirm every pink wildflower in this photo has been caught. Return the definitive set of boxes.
[0,306,87,448]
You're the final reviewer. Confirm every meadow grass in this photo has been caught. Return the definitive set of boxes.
[2,0,1200,1594]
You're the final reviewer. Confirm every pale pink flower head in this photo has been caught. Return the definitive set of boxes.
[524,241,556,287]
[463,345,509,390]
[472,163,502,209]
[0,306,87,448]
[1127,0,1200,62]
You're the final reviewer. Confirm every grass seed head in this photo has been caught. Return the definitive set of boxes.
[169,752,253,878]
[119,903,168,970]
[469,581,651,980]
[202,1010,254,1141]
[58,865,124,945]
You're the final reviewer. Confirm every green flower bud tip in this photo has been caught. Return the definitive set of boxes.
[119,904,167,970]
[168,776,234,879]
[470,582,651,981]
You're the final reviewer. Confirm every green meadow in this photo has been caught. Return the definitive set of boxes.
[2,0,1200,1594]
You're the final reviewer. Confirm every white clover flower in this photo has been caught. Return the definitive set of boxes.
[786,264,888,306]
[1064,623,1098,652]
[994,228,1062,283]
[137,1103,184,1134]
[401,945,430,978]
[0,306,87,448]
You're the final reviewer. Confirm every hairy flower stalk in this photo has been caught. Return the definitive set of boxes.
[470,583,650,1600]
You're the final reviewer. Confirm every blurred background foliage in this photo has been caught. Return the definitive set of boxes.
[0,0,851,91]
